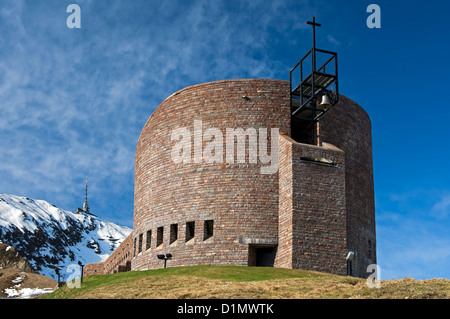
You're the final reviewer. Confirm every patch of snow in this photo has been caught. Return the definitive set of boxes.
[12,275,25,284]
[4,287,54,299]
[6,245,11,251]
[3,288,20,297]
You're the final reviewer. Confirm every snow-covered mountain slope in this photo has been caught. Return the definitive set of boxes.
[0,194,131,280]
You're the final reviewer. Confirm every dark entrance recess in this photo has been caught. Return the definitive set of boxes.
[291,118,317,145]
[248,245,277,267]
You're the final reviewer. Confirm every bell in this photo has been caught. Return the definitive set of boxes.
[318,94,332,109]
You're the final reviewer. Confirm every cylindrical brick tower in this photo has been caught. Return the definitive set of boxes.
[318,95,376,277]
[132,79,291,270]
[125,78,375,278]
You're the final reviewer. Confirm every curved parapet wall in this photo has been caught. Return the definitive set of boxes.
[83,262,104,277]
[132,79,291,270]
[319,95,376,277]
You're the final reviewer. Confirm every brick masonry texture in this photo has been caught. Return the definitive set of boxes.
[83,262,104,277]
[132,79,290,271]
[318,95,376,277]
[85,79,375,278]
[276,135,347,276]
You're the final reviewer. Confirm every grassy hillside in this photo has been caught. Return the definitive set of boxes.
[43,265,450,299]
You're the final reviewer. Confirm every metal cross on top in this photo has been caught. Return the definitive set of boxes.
[307,17,321,71]
[289,16,339,122]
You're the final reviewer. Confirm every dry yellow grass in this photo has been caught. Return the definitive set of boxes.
[44,266,450,299]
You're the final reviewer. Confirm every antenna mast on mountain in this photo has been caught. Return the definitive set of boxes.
[83,168,90,214]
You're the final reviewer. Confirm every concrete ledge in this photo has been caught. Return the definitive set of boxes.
[238,238,278,245]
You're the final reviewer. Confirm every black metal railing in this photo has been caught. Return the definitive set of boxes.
[290,47,339,121]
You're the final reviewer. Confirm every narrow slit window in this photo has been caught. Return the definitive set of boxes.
[170,224,178,244]
[146,230,152,250]
[157,226,164,247]
[203,220,214,241]
[186,221,195,242]
[138,233,143,253]
[347,261,352,276]
[373,242,376,260]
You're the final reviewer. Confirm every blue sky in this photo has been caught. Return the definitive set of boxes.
[0,0,449,280]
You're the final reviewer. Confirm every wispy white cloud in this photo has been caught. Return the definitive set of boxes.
[327,34,341,46]
[0,0,317,225]
[432,194,450,218]
[377,218,450,280]
[377,189,450,279]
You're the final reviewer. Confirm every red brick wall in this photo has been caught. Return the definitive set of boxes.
[291,140,347,275]
[132,79,291,270]
[102,233,134,275]
[318,95,376,277]
[83,262,104,277]
[276,135,347,275]
[275,135,294,268]
[84,80,375,278]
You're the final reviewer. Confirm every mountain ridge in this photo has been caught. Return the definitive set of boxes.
[0,194,132,280]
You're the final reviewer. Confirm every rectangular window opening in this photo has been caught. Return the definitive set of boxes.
[170,223,178,244]
[203,220,214,241]
[186,221,195,242]
[146,230,152,250]
[347,261,353,276]
[157,226,164,247]
[138,233,143,253]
